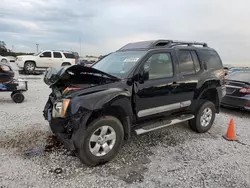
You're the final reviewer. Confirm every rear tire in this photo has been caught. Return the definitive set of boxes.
[189,101,216,133]
[12,92,25,103]
[74,116,124,166]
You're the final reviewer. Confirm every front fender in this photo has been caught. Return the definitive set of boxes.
[68,88,133,118]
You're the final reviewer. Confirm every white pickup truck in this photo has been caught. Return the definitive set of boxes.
[16,50,78,72]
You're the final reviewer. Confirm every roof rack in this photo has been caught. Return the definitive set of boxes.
[152,40,208,48]
[117,39,208,51]
[51,50,77,53]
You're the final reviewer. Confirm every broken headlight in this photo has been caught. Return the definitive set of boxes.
[52,99,70,118]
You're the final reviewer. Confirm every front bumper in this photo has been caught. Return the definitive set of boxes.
[44,98,91,151]
[16,60,25,68]
[221,95,250,110]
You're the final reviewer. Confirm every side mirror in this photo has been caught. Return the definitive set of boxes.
[142,66,149,80]
[40,54,44,57]
[203,62,207,70]
[133,65,150,83]
[138,65,149,83]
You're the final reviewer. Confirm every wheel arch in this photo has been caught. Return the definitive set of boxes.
[193,79,221,113]
[1,57,8,62]
[200,88,219,107]
[69,89,133,140]
[61,62,71,66]
[195,87,219,113]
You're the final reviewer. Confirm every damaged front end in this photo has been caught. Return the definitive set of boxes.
[43,65,120,151]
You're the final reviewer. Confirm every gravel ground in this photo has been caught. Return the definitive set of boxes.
[1,66,250,188]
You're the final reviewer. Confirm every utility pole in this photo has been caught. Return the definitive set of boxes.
[79,36,82,57]
[36,43,39,52]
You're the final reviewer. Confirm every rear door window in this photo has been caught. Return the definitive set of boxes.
[191,51,200,72]
[178,50,201,75]
[200,50,223,69]
[53,52,62,58]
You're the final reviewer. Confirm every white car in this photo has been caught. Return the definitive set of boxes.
[6,56,16,63]
[16,50,78,72]
[0,55,9,64]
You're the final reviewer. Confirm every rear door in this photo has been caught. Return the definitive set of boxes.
[175,49,202,103]
[52,52,64,68]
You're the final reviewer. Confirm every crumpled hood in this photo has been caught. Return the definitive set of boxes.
[44,64,121,86]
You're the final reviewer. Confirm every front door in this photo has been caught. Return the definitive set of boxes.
[37,51,53,68]
[134,51,190,120]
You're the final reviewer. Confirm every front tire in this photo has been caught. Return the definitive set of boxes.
[24,62,36,72]
[74,116,124,166]
[189,101,216,133]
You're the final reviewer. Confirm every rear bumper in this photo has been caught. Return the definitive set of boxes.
[221,95,250,110]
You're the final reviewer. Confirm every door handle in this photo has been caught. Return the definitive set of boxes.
[171,82,180,87]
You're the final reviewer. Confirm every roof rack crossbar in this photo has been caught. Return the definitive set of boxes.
[117,39,208,51]
[166,40,208,47]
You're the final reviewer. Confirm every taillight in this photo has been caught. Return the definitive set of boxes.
[239,88,250,94]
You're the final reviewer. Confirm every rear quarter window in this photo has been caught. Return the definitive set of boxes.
[63,53,75,59]
[200,50,223,70]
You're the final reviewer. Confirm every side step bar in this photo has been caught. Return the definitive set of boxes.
[135,114,194,135]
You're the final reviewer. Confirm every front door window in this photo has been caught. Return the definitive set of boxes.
[144,53,173,80]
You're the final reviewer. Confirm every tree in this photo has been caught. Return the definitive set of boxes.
[0,41,7,50]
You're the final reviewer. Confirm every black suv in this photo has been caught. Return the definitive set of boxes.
[43,40,226,166]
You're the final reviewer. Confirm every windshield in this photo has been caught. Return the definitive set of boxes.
[33,52,41,56]
[92,51,146,78]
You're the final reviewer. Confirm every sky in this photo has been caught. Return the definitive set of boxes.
[0,0,250,64]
